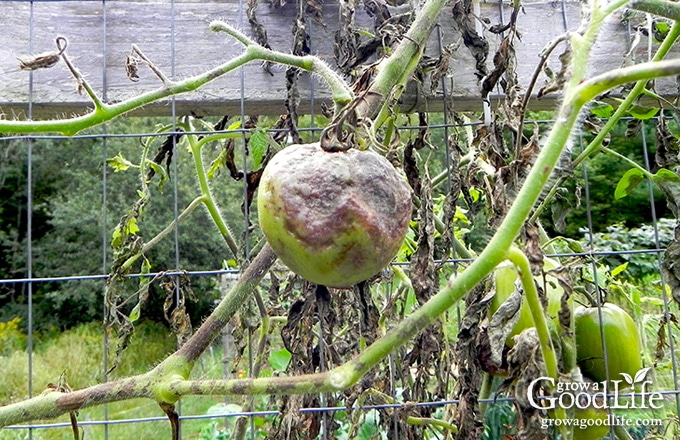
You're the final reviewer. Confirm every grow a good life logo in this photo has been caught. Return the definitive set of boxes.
[527,367,664,431]
[527,367,663,410]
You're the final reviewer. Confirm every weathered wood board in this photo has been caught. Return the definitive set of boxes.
[0,0,675,120]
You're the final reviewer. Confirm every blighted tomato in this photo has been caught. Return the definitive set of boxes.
[488,258,565,347]
[257,143,412,287]
[575,303,642,383]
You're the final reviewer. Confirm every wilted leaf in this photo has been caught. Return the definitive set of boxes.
[107,153,136,172]
[452,0,489,80]
[628,104,659,120]
[653,169,680,217]
[655,116,680,168]
[487,288,522,367]
[614,168,645,199]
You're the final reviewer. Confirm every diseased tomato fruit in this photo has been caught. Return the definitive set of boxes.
[257,143,412,287]
[574,303,642,383]
[488,258,565,347]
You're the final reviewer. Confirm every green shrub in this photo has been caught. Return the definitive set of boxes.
[0,318,26,356]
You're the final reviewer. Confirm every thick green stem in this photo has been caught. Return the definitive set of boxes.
[0,25,352,136]
[0,374,152,427]
[505,249,570,440]
[629,0,680,20]
[571,59,680,109]
[209,21,353,112]
[406,416,458,433]
[478,372,493,415]
[601,146,655,179]
[358,0,449,121]
[571,20,680,166]
[505,247,558,380]
[530,19,680,224]
[186,126,240,258]
[172,244,277,364]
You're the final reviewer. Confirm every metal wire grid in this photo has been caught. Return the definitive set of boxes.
[1,0,679,439]
[2,121,677,439]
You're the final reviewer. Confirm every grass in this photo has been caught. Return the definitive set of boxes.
[2,302,680,439]
[0,320,247,440]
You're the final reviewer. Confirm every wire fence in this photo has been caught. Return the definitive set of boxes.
[1,0,680,439]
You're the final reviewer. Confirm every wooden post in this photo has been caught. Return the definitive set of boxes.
[0,0,675,120]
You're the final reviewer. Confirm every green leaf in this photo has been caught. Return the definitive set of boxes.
[268,348,292,371]
[207,150,227,179]
[111,225,123,248]
[469,187,481,203]
[107,153,137,172]
[654,21,670,41]
[356,410,381,440]
[126,217,140,235]
[249,130,268,169]
[589,101,614,118]
[131,257,152,323]
[356,29,375,38]
[627,105,659,120]
[653,167,680,182]
[610,262,628,278]
[558,237,585,254]
[656,21,670,34]
[614,168,645,199]
[129,302,142,323]
[227,120,242,131]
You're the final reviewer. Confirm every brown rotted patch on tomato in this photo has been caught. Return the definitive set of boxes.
[276,149,410,252]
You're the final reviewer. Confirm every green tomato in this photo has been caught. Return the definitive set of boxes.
[572,404,609,440]
[488,258,565,347]
[574,303,642,384]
